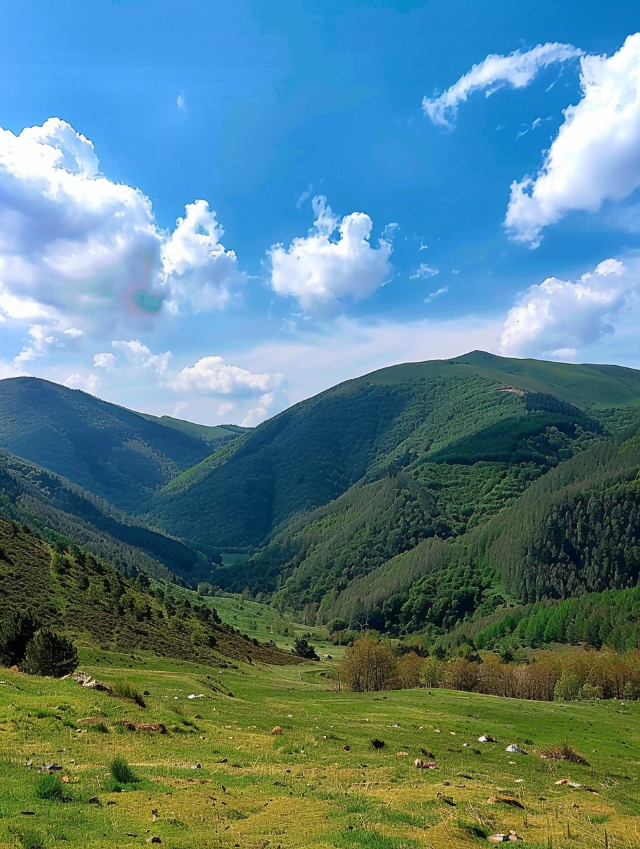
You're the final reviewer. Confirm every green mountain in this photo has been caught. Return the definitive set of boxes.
[4,352,640,647]
[0,447,216,582]
[139,351,640,637]
[143,350,639,552]
[0,377,225,511]
[0,516,290,667]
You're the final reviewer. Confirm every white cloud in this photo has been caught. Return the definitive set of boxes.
[65,372,100,394]
[169,355,286,427]
[506,34,640,246]
[170,355,283,397]
[423,42,582,128]
[410,263,439,280]
[93,352,117,372]
[160,200,244,313]
[111,339,172,375]
[499,258,633,357]
[268,195,393,312]
[177,91,186,112]
[424,285,449,303]
[0,118,243,365]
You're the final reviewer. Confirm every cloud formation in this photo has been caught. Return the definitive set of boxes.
[410,263,439,280]
[161,200,245,313]
[168,355,285,426]
[506,34,640,246]
[269,196,393,312]
[0,118,243,367]
[499,258,632,358]
[423,42,582,128]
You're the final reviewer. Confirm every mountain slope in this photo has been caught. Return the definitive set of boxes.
[0,377,217,510]
[320,422,640,634]
[143,352,631,555]
[0,517,292,667]
[0,448,215,582]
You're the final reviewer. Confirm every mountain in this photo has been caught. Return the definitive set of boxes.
[143,350,640,553]
[0,516,290,667]
[0,447,215,583]
[0,377,230,511]
[139,351,640,636]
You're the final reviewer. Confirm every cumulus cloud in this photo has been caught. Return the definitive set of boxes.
[410,263,439,280]
[506,34,640,246]
[423,42,582,128]
[169,355,285,427]
[111,339,172,375]
[65,372,100,393]
[268,195,393,312]
[0,118,243,368]
[93,352,117,372]
[161,200,245,312]
[499,258,632,358]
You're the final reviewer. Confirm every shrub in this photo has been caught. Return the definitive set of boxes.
[109,756,137,784]
[540,741,589,765]
[34,772,65,801]
[0,611,40,667]
[291,637,319,660]
[23,629,78,678]
[113,679,146,707]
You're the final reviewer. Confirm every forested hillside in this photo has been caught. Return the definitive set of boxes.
[0,516,289,666]
[0,377,222,510]
[0,448,217,582]
[3,353,640,646]
[145,352,631,553]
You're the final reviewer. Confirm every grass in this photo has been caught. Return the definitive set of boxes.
[108,756,137,785]
[34,774,65,801]
[1,650,639,848]
[112,679,146,707]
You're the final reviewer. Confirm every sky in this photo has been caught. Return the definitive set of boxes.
[1,0,640,426]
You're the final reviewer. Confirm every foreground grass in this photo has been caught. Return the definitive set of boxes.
[0,651,639,848]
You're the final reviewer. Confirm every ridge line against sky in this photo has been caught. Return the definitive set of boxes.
[0,1,639,425]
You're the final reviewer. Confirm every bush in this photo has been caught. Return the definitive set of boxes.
[109,756,137,784]
[34,772,65,801]
[0,611,40,668]
[24,629,78,678]
[113,679,146,707]
[291,637,319,660]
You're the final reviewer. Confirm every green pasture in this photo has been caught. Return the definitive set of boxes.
[1,652,639,849]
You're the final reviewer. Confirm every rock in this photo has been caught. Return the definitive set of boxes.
[396,751,409,757]
[342,745,350,752]
[43,763,62,771]
[271,726,283,735]
[191,763,202,770]
[487,831,523,842]
[146,837,162,844]
[478,734,497,743]
[505,744,528,755]
[87,796,102,805]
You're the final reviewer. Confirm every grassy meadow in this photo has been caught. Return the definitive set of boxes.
[1,650,639,849]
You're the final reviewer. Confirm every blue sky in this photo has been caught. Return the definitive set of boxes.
[1,1,640,424]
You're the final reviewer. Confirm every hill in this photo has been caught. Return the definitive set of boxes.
[143,350,639,557]
[0,516,290,667]
[0,377,219,511]
[0,447,216,583]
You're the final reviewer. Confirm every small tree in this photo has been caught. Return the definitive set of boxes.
[396,652,424,689]
[292,637,319,660]
[339,635,397,692]
[0,611,40,667]
[24,628,78,678]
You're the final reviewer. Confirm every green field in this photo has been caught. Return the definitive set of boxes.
[1,652,638,849]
